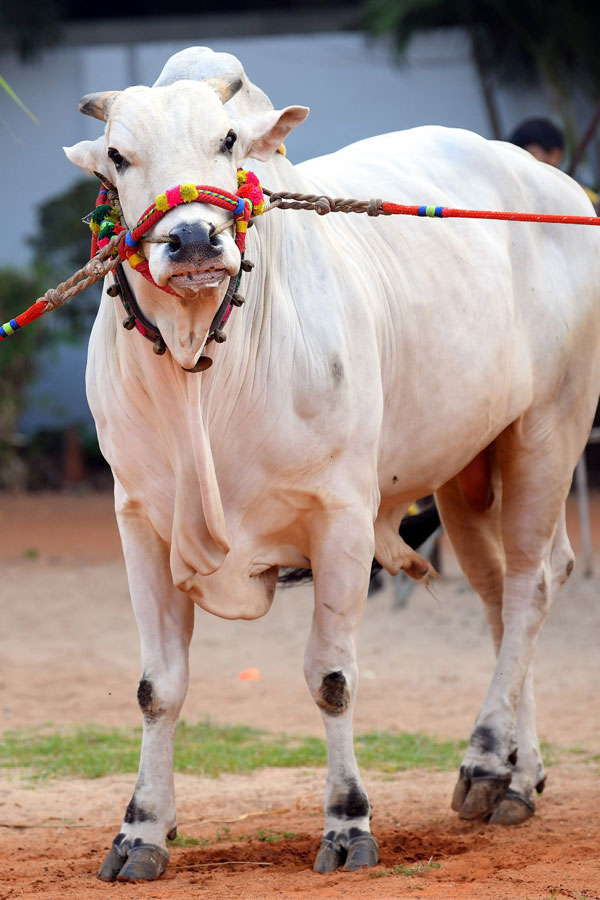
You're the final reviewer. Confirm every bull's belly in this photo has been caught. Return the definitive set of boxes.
[376,392,515,504]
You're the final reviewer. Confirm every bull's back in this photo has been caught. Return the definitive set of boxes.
[296,127,600,493]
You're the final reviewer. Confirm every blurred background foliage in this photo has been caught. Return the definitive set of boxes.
[1,178,103,490]
[365,0,600,157]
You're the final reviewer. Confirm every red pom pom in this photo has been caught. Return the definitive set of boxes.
[248,185,263,206]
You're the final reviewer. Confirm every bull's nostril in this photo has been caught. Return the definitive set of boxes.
[168,234,182,253]
[166,222,220,261]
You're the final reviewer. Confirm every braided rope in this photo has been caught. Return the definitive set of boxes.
[0,235,122,341]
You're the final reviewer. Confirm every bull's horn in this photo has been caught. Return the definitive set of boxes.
[203,74,243,104]
[78,90,120,121]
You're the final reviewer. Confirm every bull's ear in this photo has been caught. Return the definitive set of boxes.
[63,136,106,177]
[239,106,309,161]
[78,90,120,121]
[204,73,243,104]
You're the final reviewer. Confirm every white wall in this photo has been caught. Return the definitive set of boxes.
[0,29,552,429]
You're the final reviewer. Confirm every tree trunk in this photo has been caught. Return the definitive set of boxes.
[469,28,503,139]
[568,103,600,179]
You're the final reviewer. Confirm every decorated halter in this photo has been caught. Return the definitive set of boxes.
[88,170,264,369]
[90,169,264,294]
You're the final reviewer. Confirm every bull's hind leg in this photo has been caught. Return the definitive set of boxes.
[99,485,194,882]
[305,507,379,873]
[441,424,576,824]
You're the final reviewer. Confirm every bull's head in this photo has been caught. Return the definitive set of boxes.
[64,72,308,368]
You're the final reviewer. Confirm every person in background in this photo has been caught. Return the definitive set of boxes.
[508,117,599,211]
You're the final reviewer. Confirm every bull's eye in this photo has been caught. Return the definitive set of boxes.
[107,147,127,172]
[222,130,237,152]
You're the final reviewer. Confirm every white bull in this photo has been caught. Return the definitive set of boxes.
[64,47,600,881]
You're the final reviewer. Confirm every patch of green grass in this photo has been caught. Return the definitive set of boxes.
[370,857,442,878]
[167,833,201,847]
[174,721,326,776]
[0,721,325,780]
[22,547,39,560]
[0,721,490,781]
[255,828,298,842]
[0,726,142,778]
[356,731,467,772]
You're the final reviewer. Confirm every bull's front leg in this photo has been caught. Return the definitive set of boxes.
[305,509,379,873]
[99,486,194,882]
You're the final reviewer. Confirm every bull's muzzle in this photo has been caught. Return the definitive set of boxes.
[166,221,222,266]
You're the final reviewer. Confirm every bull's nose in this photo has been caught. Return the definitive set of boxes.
[167,222,221,263]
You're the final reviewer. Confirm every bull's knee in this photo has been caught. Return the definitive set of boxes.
[137,677,165,722]
[316,671,350,716]
[137,673,185,722]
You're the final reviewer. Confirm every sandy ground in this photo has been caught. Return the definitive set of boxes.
[0,492,599,900]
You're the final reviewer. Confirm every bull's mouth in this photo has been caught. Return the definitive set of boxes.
[168,267,228,294]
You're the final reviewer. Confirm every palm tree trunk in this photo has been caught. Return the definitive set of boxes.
[568,103,600,179]
[469,28,503,139]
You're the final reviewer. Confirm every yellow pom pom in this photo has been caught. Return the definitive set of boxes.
[90,222,101,234]
[237,169,248,187]
[180,184,198,203]
[155,193,169,212]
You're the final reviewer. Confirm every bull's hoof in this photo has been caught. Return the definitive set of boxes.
[116,844,170,882]
[451,772,510,821]
[451,774,469,812]
[98,836,169,882]
[344,833,379,870]
[488,790,535,826]
[313,838,345,874]
[98,841,127,882]
[313,830,378,873]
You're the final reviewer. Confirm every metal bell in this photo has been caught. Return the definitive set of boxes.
[122,315,136,330]
[107,283,121,297]
[231,293,245,307]
[213,329,227,343]
[241,259,255,272]
[153,338,167,355]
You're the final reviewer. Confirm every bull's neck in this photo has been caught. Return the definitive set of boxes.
[200,155,317,418]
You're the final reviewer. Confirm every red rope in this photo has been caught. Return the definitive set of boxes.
[381,202,600,226]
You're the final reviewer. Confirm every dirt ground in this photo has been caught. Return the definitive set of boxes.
[0,491,599,900]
